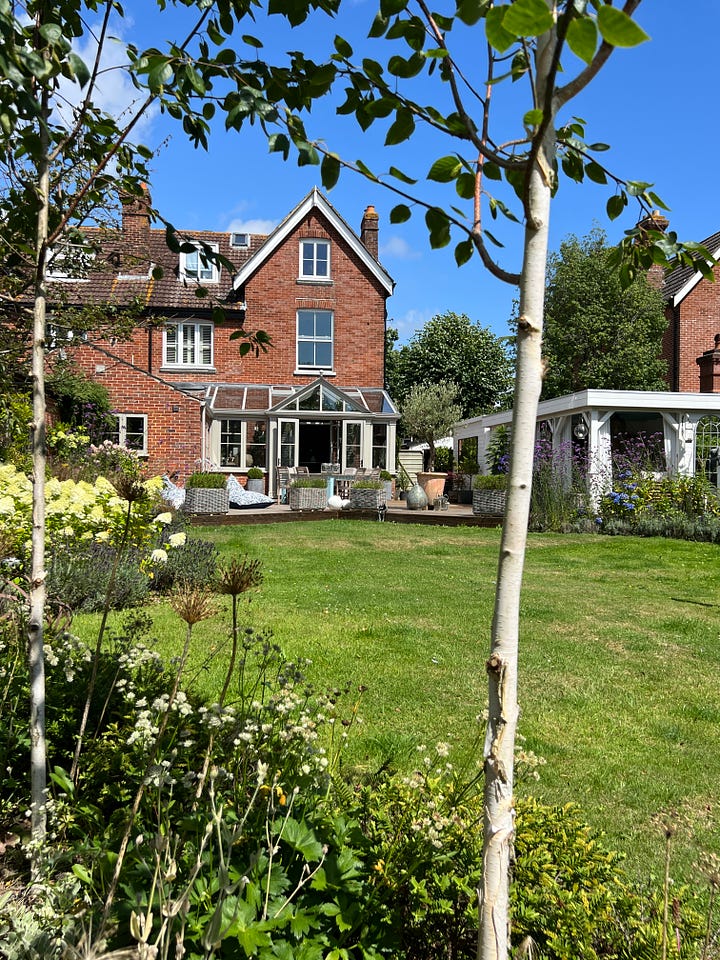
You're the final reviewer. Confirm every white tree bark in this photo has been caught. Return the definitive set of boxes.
[477,28,557,960]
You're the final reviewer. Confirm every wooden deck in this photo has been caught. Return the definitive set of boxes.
[188,500,503,528]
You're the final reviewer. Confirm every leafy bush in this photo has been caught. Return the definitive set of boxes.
[530,437,591,532]
[247,466,264,479]
[473,472,508,490]
[47,542,149,612]
[352,478,383,489]
[185,471,227,488]
[148,533,219,591]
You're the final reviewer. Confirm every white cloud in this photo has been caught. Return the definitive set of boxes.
[391,308,433,343]
[380,235,421,260]
[225,218,279,236]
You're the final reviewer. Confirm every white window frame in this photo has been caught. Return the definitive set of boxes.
[296,309,333,372]
[111,413,148,455]
[230,232,250,248]
[163,322,214,368]
[299,239,330,280]
[180,242,219,283]
[46,242,96,281]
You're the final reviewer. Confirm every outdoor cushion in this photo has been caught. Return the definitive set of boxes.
[226,475,274,509]
[161,475,186,509]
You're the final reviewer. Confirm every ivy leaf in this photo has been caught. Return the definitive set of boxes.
[502,0,554,38]
[389,203,411,223]
[566,16,597,65]
[597,7,649,48]
[485,6,515,52]
[428,155,461,183]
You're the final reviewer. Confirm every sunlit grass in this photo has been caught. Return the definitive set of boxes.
[75,520,720,883]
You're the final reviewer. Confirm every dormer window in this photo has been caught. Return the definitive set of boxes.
[180,243,219,283]
[46,242,96,280]
[299,239,330,280]
[230,232,250,248]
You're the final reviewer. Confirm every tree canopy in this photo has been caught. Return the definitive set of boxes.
[400,380,462,471]
[541,228,668,399]
[389,312,513,419]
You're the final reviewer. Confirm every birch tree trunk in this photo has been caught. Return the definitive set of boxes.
[28,90,50,849]
[477,29,557,960]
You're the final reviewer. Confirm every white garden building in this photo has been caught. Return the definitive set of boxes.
[453,389,720,496]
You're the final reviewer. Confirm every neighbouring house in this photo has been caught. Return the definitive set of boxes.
[50,188,399,496]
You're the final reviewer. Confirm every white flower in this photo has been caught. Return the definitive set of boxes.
[168,532,186,548]
[155,512,173,525]
[150,548,168,564]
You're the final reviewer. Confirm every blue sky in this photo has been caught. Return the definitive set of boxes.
[98,1,720,344]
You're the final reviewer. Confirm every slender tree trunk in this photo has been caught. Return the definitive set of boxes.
[477,32,556,960]
[29,89,51,849]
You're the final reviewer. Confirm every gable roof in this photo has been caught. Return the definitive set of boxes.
[232,187,394,296]
[663,230,720,307]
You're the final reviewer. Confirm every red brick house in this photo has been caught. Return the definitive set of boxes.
[662,230,720,392]
[56,188,398,494]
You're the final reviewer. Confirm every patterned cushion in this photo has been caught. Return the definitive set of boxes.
[161,476,186,509]
[226,475,274,509]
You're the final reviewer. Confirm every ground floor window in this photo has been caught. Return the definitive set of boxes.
[696,416,720,485]
[219,419,267,469]
[371,424,387,470]
[111,413,147,454]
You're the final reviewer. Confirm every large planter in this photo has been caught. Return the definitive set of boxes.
[184,488,230,515]
[246,478,265,494]
[349,487,385,510]
[417,472,447,504]
[472,489,506,516]
[288,487,327,511]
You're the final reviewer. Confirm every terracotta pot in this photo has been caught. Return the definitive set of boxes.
[417,472,447,504]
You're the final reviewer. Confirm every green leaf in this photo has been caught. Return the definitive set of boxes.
[428,155,461,183]
[597,6,649,48]
[388,165,417,185]
[485,7,516,52]
[389,204,411,223]
[606,192,627,221]
[281,818,324,861]
[584,160,607,185]
[566,16,597,65]
[321,153,341,190]
[68,52,90,88]
[380,0,408,15]
[425,207,451,249]
[148,58,173,92]
[39,23,62,43]
[385,110,415,146]
[334,35,353,58]
[455,238,474,266]
[455,173,476,200]
[456,0,490,27]
[165,225,181,253]
[268,133,290,158]
[368,12,389,37]
[72,863,92,885]
[523,108,543,127]
[242,34,263,48]
[503,0,554,38]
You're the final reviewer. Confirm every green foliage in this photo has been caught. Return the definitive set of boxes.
[472,472,507,491]
[45,365,113,441]
[185,471,227,489]
[0,391,32,465]
[47,542,149,612]
[388,313,513,418]
[352,478,383,489]
[400,381,462,472]
[485,425,510,474]
[541,228,669,399]
[291,476,328,488]
[149,533,219,592]
[599,471,720,529]
[247,466,265,479]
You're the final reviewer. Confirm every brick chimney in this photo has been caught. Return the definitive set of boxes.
[696,334,720,393]
[635,210,669,290]
[120,184,151,273]
[361,204,379,259]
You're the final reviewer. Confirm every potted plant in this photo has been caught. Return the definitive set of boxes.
[288,476,327,511]
[401,381,462,503]
[246,466,265,494]
[184,472,229,515]
[349,477,385,510]
[379,469,394,502]
[472,473,507,516]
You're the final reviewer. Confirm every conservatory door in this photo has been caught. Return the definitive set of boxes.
[278,418,298,467]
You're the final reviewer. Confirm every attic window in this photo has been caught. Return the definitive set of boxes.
[180,243,219,283]
[46,242,95,280]
[230,232,250,248]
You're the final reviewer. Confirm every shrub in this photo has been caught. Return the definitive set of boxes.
[47,542,149,612]
[530,437,591,532]
[291,476,327,488]
[246,466,264,480]
[352,478,383,489]
[148,534,219,591]
[185,471,227,489]
[473,472,508,490]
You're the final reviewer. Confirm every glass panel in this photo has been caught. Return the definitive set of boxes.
[697,416,720,485]
[297,310,315,338]
[372,423,387,469]
[280,420,296,467]
[315,342,332,368]
[220,419,243,467]
[345,422,361,469]
[181,324,196,365]
[321,386,343,412]
[315,310,332,338]
[165,325,177,364]
[610,412,666,473]
[315,242,329,277]
[299,387,321,411]
[184,250,198,277]
[125,416,146,451]
[246,420,267,469]
[200,324,212,365]
[301,242,314,276]
[298,341,315,367]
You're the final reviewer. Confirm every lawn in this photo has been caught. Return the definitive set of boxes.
[78,520,720,883]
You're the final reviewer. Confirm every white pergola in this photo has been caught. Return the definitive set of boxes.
[453,389,720,496]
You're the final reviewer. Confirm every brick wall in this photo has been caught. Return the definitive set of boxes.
[669,263,720,393]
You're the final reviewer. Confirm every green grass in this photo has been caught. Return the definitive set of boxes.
[76,521,720,883]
